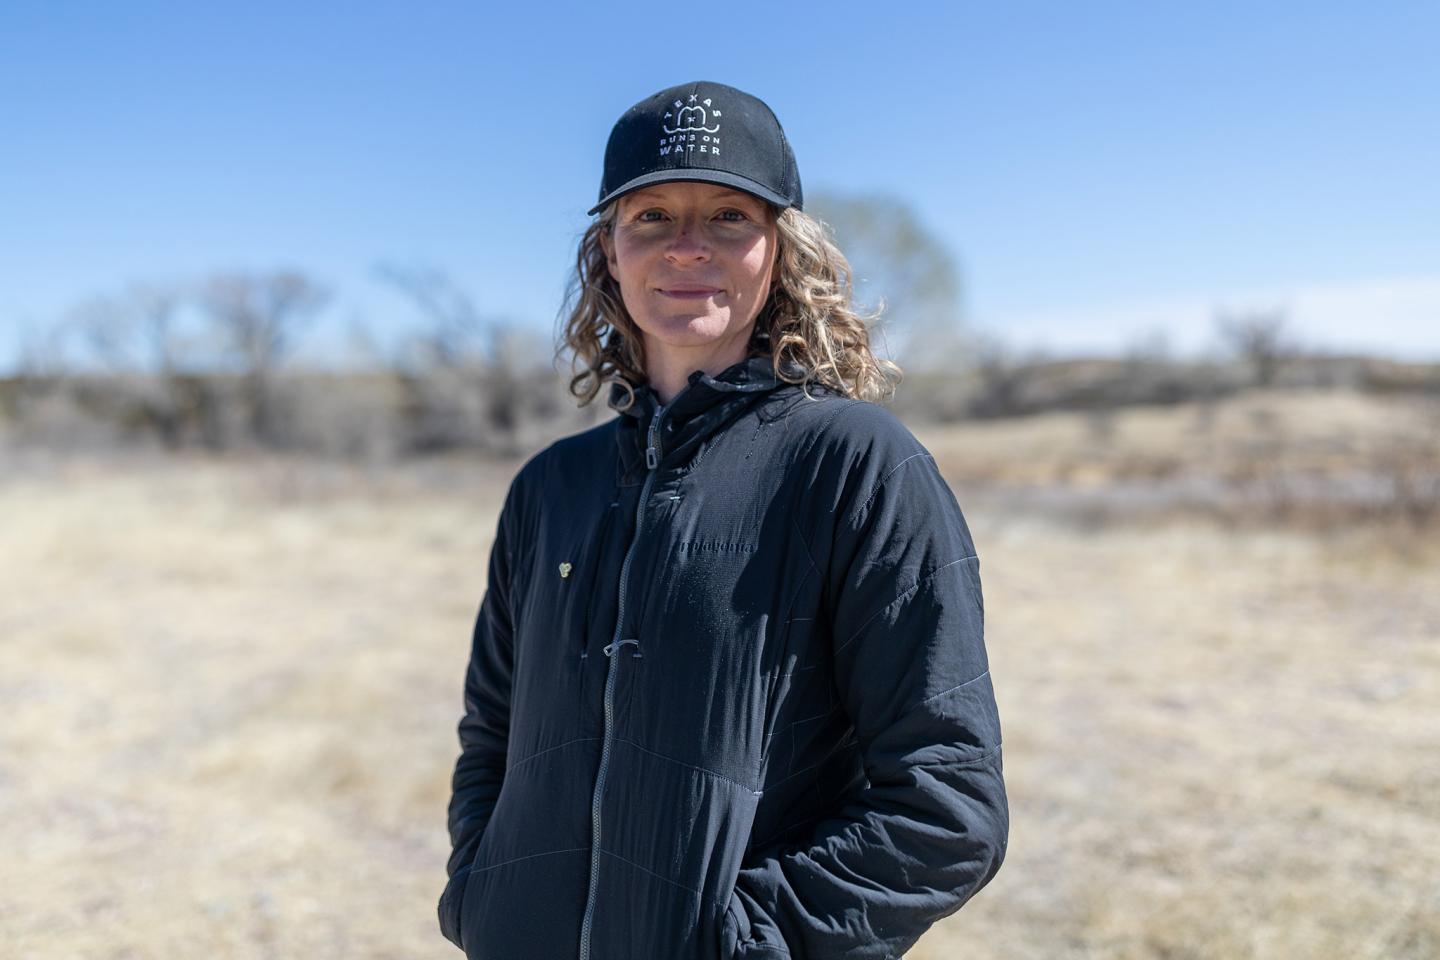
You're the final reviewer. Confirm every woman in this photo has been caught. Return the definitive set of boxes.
[438,80,1007,960]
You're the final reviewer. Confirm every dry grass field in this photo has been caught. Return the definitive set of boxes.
[3,388,1437,959]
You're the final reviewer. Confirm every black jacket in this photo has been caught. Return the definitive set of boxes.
[438,355,1007,959]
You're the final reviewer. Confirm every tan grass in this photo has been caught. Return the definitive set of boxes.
[3,400,1437,958]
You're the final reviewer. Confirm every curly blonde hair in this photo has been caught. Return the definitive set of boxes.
[557,199,902,410]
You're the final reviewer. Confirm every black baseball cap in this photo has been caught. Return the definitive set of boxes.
[588,80,803,216]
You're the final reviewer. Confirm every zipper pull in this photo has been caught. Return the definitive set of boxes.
[646,409,662,470]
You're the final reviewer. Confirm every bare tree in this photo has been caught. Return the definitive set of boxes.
[375,264,506,367]
[805,191,965,369]
[81,285,181,371]
[4,319,73,436]
[965,332,1031,419]
[201,271,328,446]
[1216,307,1293,388]
[375,264,551,455]
[74,284,218,448]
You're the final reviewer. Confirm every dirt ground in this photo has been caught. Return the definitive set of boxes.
[3,391,1437,959]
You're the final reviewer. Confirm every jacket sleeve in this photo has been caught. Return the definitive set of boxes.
[437,475,521,951]
[731,418,1008,959]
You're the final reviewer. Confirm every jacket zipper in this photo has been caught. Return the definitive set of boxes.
[579,401,665,960]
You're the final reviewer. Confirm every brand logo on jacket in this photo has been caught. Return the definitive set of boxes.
[677,539,756,556]
[660,93,721,158]
[559,561,572,578]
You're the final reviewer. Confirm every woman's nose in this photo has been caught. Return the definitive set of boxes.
[664,218,711,262]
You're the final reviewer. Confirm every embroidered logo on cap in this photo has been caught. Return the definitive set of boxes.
[659,93,721,158]
[559,561,572,579]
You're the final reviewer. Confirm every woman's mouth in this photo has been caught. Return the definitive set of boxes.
[658,286,723,299]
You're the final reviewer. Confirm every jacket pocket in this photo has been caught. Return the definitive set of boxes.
[457,859,493,959]
[719,890,742,959]
[452,817,501,955]
[757,658,785,765]
[436,865,470,951]
[759,610,808,763]
[725,880,793,958]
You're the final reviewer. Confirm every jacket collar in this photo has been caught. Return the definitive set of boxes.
[608,354,795,479]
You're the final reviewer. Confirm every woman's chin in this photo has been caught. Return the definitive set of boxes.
[642,313,742,348]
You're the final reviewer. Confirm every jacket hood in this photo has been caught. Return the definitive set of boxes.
[607,354,796,478]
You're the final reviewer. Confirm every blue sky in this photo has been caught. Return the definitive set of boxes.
[2,1,1437,370]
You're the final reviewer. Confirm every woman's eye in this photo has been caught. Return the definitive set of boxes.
[716,209,748,222]
[636,210,666,222]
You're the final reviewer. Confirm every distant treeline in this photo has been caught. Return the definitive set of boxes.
[2,268,598,459]
[5,266,1438,461]
[4,347,1437,462]
[888,350,1440,423]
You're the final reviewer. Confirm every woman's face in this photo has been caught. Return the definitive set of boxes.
[604,181,779,364]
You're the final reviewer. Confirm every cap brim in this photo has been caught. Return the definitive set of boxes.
[587,168,794,216]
